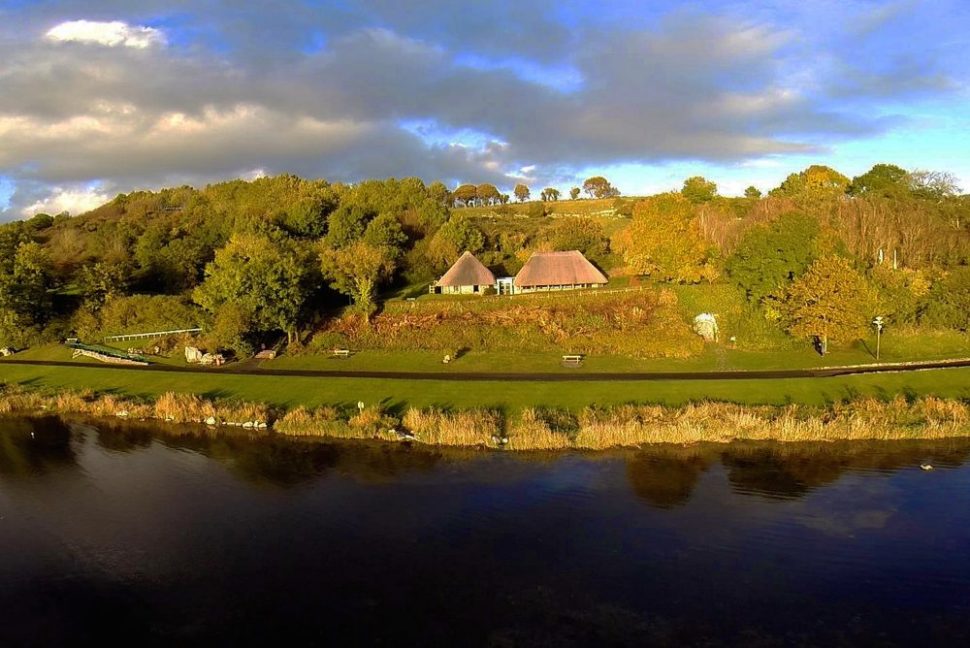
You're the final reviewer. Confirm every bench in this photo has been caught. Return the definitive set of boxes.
[332,348,352,358]
[561,354,584,368]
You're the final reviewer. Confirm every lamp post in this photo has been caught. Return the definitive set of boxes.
[872,316,884,361]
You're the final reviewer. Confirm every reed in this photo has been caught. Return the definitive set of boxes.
[402,407,503,447]
[3,381,969,450]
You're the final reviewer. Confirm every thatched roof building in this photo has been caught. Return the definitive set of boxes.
[514,250,608,292]
[432,251,496,294]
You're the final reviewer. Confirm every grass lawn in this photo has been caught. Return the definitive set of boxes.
[2,360,969,417]
[6,331,970,377]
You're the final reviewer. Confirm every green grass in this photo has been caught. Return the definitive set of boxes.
[2,360,968,417]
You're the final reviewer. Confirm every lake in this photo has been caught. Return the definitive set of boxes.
[2,416,969,646]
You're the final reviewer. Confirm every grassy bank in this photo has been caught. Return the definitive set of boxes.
[2,383,969,451]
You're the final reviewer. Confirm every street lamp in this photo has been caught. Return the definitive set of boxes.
[872,316,884,361]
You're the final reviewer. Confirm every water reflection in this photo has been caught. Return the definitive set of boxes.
[0,416,77,479]
[3,417,970,645]
[626,452,711,508]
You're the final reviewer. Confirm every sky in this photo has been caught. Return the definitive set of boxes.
[1,0,968,220]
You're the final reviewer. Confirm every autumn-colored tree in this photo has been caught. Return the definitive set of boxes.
[476,183,501,206]
[569,187,581,200]
[777,256,874,354]
[681,176,717,204]
[770,165,850,198]
[452,184,478,207]
[582,176,620,198]
[319,240,395,315]
[612,193,716,283]
[513,183,530,202]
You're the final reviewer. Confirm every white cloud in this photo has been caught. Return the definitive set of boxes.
[22,186,111,217]
[45,20,165,49]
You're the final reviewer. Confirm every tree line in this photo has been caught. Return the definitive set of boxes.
[0,163,967,357]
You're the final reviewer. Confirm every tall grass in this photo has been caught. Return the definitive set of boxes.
[3,382,969,451]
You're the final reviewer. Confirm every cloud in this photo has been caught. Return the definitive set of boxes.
[0,1,966,219]
[21,186,112,217]
[45,20,166,48]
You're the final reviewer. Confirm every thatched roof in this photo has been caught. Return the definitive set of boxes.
[438,251,496,286]
[514,250,608,287]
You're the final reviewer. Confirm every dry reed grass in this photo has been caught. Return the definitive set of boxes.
[402,407,503,447]
[2,382,969,450]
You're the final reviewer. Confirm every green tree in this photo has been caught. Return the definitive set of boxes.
[319,241,395,315]
[582,176,620,199]
[569,187,581,200]
[426,215,485,271]
[324,205,371,248]
[541,188,561,201]
[726,212,820,302]
[922,266,970,330]
[778,256,874,354]
[194,233,310,344]
[612,193,715,283]
[362,213,407,260]
[543,217,609,264]
[681,176,717,203]
[744,186,762,199]
[848,163,910,198]
[513,183,531,202]
[0,243,54,346]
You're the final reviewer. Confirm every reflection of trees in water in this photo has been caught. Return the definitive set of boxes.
[722,440,970,500]
[88,420,447,488]
[0,416,77,479]
[623,440,970,505]
[626,451,711,509]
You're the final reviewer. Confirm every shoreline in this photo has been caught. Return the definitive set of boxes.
[2,384,969,451]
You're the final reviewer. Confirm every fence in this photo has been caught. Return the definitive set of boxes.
[104,328,202,342]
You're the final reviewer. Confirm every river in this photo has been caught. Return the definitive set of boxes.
[1,416,969,645]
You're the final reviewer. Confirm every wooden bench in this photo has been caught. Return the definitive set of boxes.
[561,354,584,368]
[332,348,352,358]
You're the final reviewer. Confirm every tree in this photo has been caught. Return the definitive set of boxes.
[319,241,395,315]
[427,181,450,206]
[324,205,371,248]
[426,215,485,271]
[923,266,970,330]
[909,170,960,200]
[78,258,132,309]
[582,176,620,199]
[361,213,407,260]
[0,242,54,336]
[849,163,910,198]
[541,188,560,202]
[513,184,531,202]
[452,184,478,207]
[543,217,609,264]
[569,187,581,200]
[770,165,849,198]
[744,186,762,199]
[476,183,501,206]
[681,176,717,204]
[777,256,874,354]
[726,212,820,302]
[193,233,310,344]
[612,193,715,283]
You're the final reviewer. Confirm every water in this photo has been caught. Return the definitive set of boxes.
[2,416,970,646]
